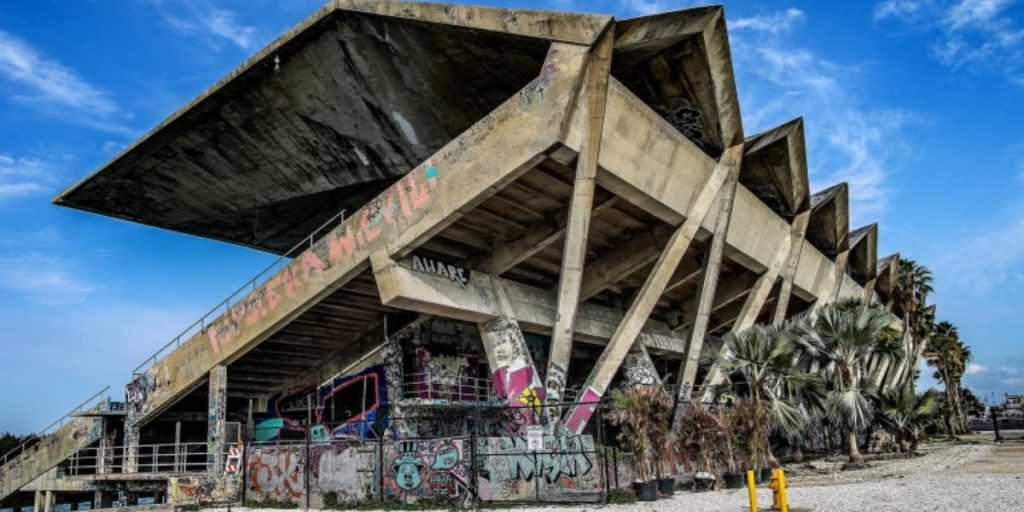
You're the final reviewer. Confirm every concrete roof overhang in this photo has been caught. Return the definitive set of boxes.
[739,118,810,220]
[53,0,611,254]
[612,6,743,158]
[806,182,849,259]
[848,223,878,285]
[876,252,899,301]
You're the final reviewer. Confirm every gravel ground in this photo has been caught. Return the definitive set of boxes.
[212,440,1024,512]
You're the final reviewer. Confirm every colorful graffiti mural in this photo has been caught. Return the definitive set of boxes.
[254,365,387,442]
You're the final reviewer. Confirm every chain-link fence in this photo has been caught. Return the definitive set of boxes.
[241,400,624,508]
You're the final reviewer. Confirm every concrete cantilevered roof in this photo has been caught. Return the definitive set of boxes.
[54,1,752,256]
[54,1,611,254]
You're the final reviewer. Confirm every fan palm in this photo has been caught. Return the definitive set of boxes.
[797,299,903,464]
[875,386,941,454]
[705,322,822,467]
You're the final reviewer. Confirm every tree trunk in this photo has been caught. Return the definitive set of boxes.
[847,431,864,464]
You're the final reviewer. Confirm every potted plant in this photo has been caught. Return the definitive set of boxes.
[730,398,771,484]
[649,390,676,496]
[608,386,657,501]
[718,405,746,489]
[675,401,728,491]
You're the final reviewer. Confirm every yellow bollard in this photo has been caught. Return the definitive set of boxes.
[778,468,789,512]
[746,470,758,512]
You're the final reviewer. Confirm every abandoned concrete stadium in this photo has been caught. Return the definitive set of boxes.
[0,1,920,510]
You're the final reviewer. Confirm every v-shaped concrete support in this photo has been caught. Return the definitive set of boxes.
[563,144,741,435]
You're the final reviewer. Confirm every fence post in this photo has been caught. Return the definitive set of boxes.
[599,404,609,504]
[377,421,385,502]
[241,441,248,506]
[305,432,311,510]
[533,450,540,502]
[612,443,619,491]
[469,404,479,507]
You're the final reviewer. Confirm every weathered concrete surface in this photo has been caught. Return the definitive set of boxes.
[55,1,609,254]
[124,40,596,427]
[0,416,102,500]
[372,253,687,354]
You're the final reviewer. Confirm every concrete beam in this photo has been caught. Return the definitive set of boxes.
[371,253,686,354]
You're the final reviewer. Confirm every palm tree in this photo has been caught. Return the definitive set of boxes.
[875,386,941,454]
[924,322,972,436]
[706,322,821,467]
[797,299,903,464]
[890,259,934,387]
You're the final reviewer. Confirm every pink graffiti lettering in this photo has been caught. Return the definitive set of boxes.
[565,388,602,435]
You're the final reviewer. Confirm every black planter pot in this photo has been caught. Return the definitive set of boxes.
[693,475,715,492]
[722,472,746,489]
[658,477,675,496]
[633,480,658,501]
[760,467,773,483]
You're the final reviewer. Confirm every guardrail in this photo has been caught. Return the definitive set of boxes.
[132,209,347,376]
[1,386,110,466]
[62,442,226,476]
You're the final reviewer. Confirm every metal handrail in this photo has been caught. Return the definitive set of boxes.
[63,442,228,476]
[401,371,496,403]
[132,209,347,375]
[1,386,110,465]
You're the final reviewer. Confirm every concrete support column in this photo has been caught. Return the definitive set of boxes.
[546,28,614,420]
[478,280,544,432]
[674,157,741,414]
[96,418,109,475]
[43,491,53,512]
[124,423,140,474]
[93,490,104,510]
[770,211,811,325]
[208,364,227,472]
[33,491,43,512]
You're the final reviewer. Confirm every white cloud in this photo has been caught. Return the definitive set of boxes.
[620,0,703,17]
[875,0,1024,82]
[0,253,94,304]
[938,214,1024,293]
[0,153,64,201]
[0,31,128,132]
[731,15,916,223]
[151,1,258,51]
[731,8,806,35]
[966,363,988,374]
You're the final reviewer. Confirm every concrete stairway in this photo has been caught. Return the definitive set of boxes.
[0,392,107,502]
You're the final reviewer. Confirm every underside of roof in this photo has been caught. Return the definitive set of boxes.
[53,2,756,256]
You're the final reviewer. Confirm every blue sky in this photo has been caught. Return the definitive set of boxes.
[0,0,1021,432]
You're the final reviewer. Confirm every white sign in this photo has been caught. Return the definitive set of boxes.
[526,425,544,452]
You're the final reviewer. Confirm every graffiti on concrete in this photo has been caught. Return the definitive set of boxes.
[500,436,593,484]
[410,254,470,286]
[255,365,387,442]
[248,447,305,501]
[481,317,545,431]
[478,434,601,501]
[384,440,475,501]
[205,163,441,355]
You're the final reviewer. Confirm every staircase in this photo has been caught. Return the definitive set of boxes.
[0,388,108,501]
